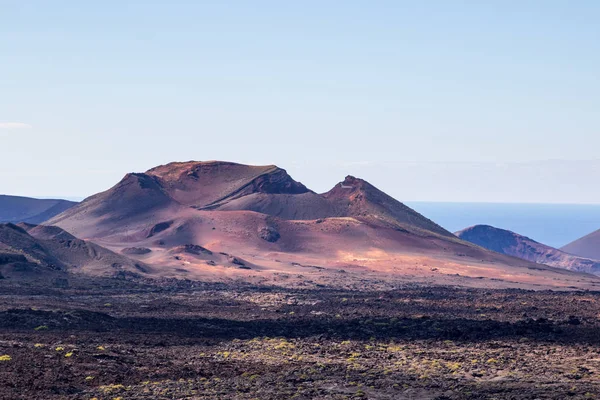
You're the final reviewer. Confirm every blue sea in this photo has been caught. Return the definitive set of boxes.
[406,202,600,249]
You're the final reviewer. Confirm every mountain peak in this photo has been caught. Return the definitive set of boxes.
[324,176,452,237]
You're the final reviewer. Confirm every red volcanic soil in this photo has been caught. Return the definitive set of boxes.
[457,225,600,275]
[43,161,600,290]
[562,229,600,260]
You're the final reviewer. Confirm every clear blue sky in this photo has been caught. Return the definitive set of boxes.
[1,1,599,202]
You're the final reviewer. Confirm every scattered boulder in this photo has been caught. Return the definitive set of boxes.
[146,221,173,238]
[121,247,152,255]
[0,253,28,265]
[180,244,213,256]
[228,255,249,269]
[134,263,150,273]
[228,256,244,265]
[53,278,69,288]
[258,226,280,242]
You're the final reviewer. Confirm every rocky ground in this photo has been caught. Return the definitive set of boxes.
[1,278,600,399]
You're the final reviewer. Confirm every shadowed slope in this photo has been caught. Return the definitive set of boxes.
[0,223,65,270]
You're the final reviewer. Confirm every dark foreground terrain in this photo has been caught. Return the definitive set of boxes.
[1,278,600,399]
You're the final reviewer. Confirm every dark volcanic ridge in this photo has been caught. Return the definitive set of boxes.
[0,223,149,280]
[456,224,600,275]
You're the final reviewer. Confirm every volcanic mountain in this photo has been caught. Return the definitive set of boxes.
[0,195,76,224]
[44,161,600,289]
[0,223,148,279]
[49,161,451,237]
[456,225,600,275]
[561,229,600,260]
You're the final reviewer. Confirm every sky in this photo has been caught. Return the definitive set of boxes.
[1,0,599,202]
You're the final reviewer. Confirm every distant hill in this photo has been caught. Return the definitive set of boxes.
[0,195,76,224]
[561,229,600,260]
[0,223,149,279]
[456,225,600,274]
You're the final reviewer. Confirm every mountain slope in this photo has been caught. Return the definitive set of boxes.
[47,173,181,239]
[561,229,600,260]
[456,225,600,274]
[0,195,76,224]
[323,176,452,237]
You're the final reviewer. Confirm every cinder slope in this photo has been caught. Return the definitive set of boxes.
[323,176,452,237]
[456,225,600,274]
[561,229,600,260]
[0,195,76,224]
